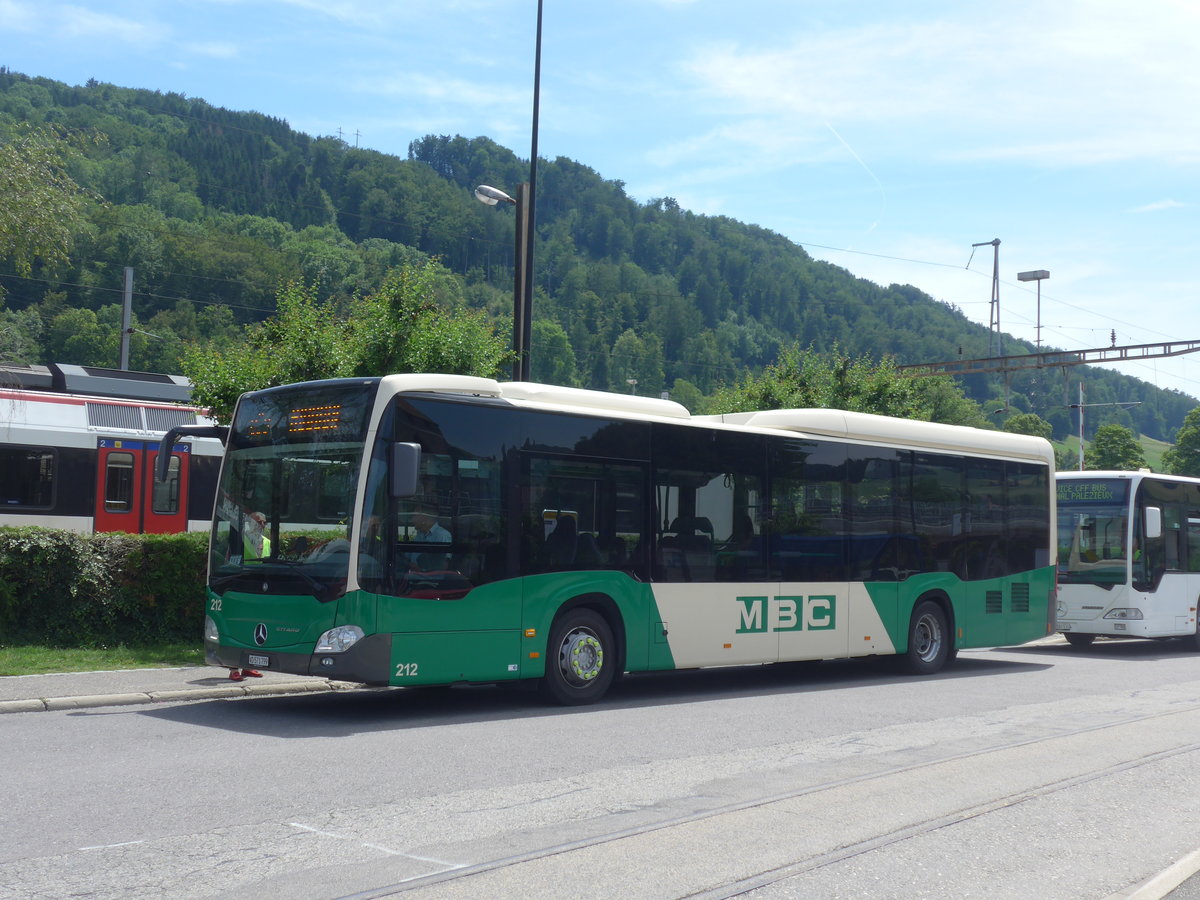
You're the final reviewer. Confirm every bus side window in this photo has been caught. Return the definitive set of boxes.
[1187,516,1200,572]
[1164,505,1184,570]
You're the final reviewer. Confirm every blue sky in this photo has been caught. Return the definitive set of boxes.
[3,0,1200,401]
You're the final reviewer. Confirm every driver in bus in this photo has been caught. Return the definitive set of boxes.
[410,505,451,570]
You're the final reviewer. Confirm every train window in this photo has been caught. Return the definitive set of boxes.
[152,454,181,514]
[104,452,136,513]
[0,447,55,508]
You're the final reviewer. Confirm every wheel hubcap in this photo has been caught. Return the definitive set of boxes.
[915,614,942,662]
[559,628,604,687]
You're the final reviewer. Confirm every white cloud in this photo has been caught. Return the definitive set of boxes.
[1131,199,1186,213]
[0,0,40,31]
[265,0,494,29]
[359,72,526,110]
[675,1,1200,169]
[184,41,240,60]
[56,4,170,44]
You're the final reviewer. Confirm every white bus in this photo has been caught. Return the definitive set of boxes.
[1056,470,1200,649]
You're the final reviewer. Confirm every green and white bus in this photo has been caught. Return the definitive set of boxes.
[170,375,1056,704]
[1056,470,1200,649]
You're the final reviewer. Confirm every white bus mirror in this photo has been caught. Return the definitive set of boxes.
[391,443,422,497]
[1145,506,1163,540]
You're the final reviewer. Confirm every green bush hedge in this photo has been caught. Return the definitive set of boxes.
[0,528,208,647]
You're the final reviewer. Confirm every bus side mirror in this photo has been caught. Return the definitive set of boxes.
[1145,506,1163,540]
[390,443,422,498]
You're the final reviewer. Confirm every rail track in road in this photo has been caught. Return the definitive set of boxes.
[340,700,1200,899]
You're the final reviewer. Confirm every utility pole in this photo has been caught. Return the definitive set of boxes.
[119,267,133,370]
[1070,381,1142,471]
[971,239,1002,357]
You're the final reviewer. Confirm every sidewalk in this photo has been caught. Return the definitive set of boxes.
[0,666,362,714]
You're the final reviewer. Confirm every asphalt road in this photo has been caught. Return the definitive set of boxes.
[4,638,1200,899]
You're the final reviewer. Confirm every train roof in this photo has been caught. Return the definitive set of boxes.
[0,363,192,403]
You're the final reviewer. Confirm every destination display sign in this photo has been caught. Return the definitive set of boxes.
[1056,479,1127,504]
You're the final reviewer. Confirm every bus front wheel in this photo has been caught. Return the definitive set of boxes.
[542,609,616,705]
[903,600,950,675]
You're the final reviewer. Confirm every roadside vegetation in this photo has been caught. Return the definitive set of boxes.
[0,644,204,676]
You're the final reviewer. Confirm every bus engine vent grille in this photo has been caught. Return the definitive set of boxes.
[985,591,1003,615]
[86,402,143,430]
[1010,582,1031,613]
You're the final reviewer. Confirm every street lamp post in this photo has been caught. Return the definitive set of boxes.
[474,184,530,381]
[1017,269,1050,349]
[472,0,543,382]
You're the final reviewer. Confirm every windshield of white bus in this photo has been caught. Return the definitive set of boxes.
[1056,478,1130,585]
[208,380,378,596]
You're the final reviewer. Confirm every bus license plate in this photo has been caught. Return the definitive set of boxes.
[248,654,270,667]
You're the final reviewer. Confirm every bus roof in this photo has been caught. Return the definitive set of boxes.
[703,408,1053,461]
[1057,470,1172,481]
[372,375,1052,463]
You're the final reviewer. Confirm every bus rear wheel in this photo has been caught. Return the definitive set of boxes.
[903,600,950,675]
[1064,632,1096,649]
[542,609,616,705]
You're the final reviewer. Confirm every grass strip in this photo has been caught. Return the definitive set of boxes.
[0,644,205,676]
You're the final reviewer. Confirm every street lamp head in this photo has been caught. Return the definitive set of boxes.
[1017,270,1050,282]
[474,184,516,206]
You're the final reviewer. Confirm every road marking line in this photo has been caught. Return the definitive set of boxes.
[288,823,461,869]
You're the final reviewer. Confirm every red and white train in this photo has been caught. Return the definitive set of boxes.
[0,363,221,534]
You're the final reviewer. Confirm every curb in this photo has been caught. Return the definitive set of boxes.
[0,679,362,714]
[1108,847,1200,900]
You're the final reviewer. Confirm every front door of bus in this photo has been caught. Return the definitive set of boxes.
[94,439,190,534]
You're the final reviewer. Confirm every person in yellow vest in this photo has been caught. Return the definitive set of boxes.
[231,510,269,681]
[243,510,271,561]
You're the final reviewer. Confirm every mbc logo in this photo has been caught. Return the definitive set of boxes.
[736,595,837,633]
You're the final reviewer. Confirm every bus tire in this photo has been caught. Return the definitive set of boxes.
[1064,632,1095,649]
[1183,628,1200,652]
[542,608,616,705]
[903,600,950,675]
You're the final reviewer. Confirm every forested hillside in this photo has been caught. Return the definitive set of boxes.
[0,68,1193,440]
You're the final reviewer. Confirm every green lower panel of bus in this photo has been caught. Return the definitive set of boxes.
[206,565,1053,688]
[389,630,523,685]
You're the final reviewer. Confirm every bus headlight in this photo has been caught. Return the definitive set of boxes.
[1104,609,1144,620]
[315,625,365,653]
[204,615,220,643]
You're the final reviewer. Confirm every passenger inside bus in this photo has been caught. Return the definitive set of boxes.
[540,515,578,569]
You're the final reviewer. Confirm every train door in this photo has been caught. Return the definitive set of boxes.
[94,439,190,533]
[144,443,190,533]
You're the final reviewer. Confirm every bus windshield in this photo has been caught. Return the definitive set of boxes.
[208,380,379,600]
[1056,478,1130,586]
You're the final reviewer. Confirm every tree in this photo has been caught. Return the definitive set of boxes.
[1055,446,1080,472]
[710,344,941,421]
[0,303,42,365]
[1003,413,1053,441]
[530,319,577,386]
[1162,406,1200,476]
[182,260,510,422]
[0,125,91,275]
[1085,424,1147,471]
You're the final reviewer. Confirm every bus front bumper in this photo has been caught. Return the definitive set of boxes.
[206,633,393,685]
